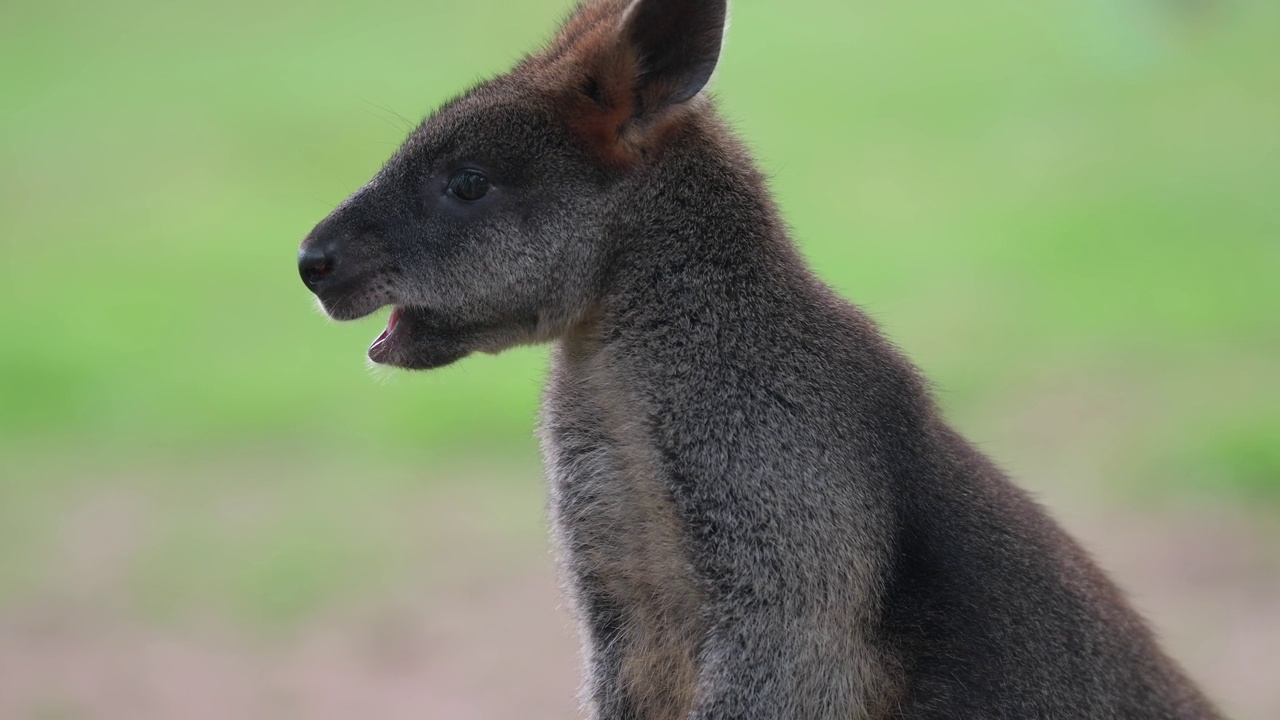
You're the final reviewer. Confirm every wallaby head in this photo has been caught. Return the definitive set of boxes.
[298,0,729,369]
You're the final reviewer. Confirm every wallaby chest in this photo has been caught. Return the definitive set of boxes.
[540,338,704,718]
[542,340,700,607]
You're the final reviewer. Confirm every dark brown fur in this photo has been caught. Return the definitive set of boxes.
[298,1,1225,717]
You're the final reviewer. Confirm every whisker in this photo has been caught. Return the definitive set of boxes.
[358,97,415,135]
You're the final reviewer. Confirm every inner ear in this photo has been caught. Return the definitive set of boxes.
[622,0,728,111]
[583,75,607,107]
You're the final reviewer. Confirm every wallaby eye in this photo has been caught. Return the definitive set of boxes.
[446,168,491,202]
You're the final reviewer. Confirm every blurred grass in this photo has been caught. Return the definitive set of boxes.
[1,0,1278,625]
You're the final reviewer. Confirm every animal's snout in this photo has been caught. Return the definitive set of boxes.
[297,220,386,321]
[297,243,337,292]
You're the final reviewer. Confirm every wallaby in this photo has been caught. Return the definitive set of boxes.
[297,0,1223,717]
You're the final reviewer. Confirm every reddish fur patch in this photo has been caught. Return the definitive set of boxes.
[517,0,694,167]
[563,25,640,167]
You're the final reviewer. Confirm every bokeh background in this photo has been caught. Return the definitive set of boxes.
[2,0,1278,717]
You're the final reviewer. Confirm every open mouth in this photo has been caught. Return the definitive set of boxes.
[361,304,472,370]
[367,306,403,364]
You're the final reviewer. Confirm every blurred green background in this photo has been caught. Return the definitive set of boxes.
[1,0,1277,717]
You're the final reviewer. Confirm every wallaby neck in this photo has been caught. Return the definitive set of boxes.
[596,114,816,332]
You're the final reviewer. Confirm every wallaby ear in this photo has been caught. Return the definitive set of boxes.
[621,0,728,112]
[542,0,727,164]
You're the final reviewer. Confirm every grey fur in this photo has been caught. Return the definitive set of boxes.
[298,1,1224,717]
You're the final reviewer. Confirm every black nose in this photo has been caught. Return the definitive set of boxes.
[298,245,336,291]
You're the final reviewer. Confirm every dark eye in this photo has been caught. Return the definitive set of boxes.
[446,168,491,202]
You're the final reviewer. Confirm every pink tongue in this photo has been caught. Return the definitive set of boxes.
[370,308,401,349]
